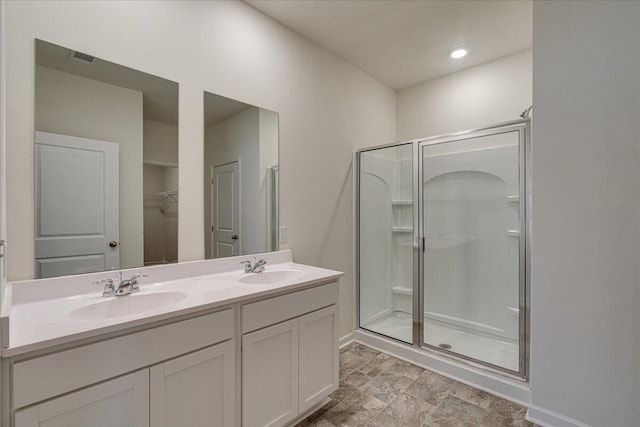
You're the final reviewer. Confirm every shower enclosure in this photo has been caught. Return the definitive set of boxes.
[357,120,529,378]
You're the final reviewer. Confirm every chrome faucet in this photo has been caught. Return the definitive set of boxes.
[241,257,268,273]
[93,272,148,297]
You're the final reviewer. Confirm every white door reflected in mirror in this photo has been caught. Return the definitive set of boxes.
[35,132,119,278]
[212,161,240,258]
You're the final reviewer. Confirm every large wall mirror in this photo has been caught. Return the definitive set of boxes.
[204,91,279,259]
[35,39,179,278]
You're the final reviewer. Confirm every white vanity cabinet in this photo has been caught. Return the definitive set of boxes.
[241,283,340,427]
[150,340,236,427]
[4,273,342,427]
[9,309,235,427]
[298,305,339,413]
[242,319,299,427]
[14,370,150,427]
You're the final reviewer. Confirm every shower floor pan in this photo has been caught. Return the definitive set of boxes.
[363,311,518,371]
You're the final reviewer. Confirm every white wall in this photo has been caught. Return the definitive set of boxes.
[529,1,640,426]
[397,50,532,141]
[35,65,144,269]
[3,0,396,338]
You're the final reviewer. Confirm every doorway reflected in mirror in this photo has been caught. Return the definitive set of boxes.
[34,39,179,278]
[203,92,279,259]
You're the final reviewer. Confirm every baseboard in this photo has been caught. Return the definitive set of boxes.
[339,331,355,349]
[353,329,531,405]
[526,405,591,427]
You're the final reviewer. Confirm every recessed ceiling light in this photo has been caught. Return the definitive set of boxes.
[450,48,468,59]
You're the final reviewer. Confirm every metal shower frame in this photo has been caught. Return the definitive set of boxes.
[354,118,531,380]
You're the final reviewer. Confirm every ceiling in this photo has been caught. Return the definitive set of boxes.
[245,0,532,90]
[36,40,179,124]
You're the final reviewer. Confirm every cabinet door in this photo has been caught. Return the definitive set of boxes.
[150,340,235,427]
[242,318,298,427]
[14,369,149,427]
[299,305,339,413]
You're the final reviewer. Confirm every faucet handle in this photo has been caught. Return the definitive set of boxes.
[241,260,253,272]
[93,277,117,297]
[92,277,115,286]
[128,274,148,281]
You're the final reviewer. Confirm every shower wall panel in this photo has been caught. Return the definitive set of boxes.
[423,138,519,340]
[359,144,414,343]
[359,154,394,324]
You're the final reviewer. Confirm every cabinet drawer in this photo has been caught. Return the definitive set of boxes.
[242,281,339,333]
[15,369,149,427]
[13,309,234,409]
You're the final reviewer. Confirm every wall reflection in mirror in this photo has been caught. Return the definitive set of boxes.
[34,39,179,278]
[203,91,279,259]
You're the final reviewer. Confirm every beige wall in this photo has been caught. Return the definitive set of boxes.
[397,50,532,140]
[4,0,396,338]
[35,65,144,269]
[204,107,261,258]
[143,119,178,165]
[204,107,278,259]
[143,164,178,264]
[259,109,279,251]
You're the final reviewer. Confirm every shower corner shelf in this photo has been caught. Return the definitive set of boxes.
[391,286,413,296]
[392,200,413,206]
[506,195,520,203]
[506,229,520,237]
[392,227,413,233]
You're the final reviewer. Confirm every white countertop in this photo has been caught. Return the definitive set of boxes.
[2,250,343,357]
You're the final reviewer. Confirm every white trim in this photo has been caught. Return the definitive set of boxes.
[338,332,354,349]
[353,329,531,405]
[526,405,592,427]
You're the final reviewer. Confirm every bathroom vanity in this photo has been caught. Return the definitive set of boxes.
[0,250,342,427]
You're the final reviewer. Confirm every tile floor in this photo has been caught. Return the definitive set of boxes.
[296,342,534,427]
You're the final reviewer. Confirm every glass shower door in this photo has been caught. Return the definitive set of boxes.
[358,143,413,343]
[420,126,524,374]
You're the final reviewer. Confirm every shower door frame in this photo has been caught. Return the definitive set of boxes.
[355,118,530,381]
[417,120,529,380]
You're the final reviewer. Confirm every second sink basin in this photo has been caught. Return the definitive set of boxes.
[239,270,305,285]
[69,292,186,320]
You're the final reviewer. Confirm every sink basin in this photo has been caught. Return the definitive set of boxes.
[69,292,186,320]
[239,270,305,285]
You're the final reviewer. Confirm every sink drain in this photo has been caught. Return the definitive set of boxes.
[438,343,452,349]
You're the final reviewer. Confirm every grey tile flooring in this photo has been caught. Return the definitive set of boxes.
[296,342,535,427]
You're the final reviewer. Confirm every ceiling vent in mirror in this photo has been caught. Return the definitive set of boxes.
[69,51,95,64]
